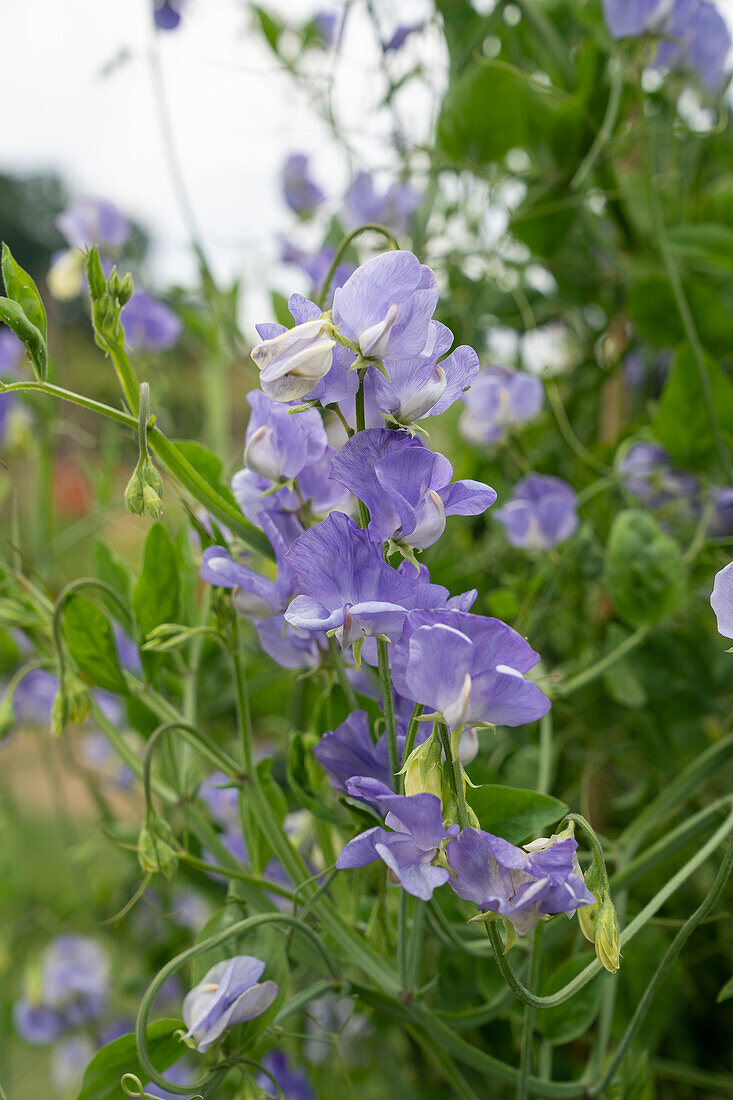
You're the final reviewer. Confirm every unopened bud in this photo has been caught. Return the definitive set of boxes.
[124,466,145,516]
[0,690,15,741]
[403,732,443,798]
[117,272,134,306]
[595,896,621,973]
[577,860,604,944]
[138,814,178,878]
[251,318,336,402]
[85,247,106,301]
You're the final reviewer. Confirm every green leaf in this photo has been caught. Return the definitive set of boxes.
[466,785,568,844]
[1,243,47,339]
[717,975,733,1003]
[252,5,284,53]
[93,540,132,610]
[536,953,606,1045]
[627,276,733,355]
[288,731,349,826]
[666,223,733,270]
[132,523,181,643]
[62,594,128,694]
[602,625,647,709]
[651,343,733,467]
[604,510,686,629]
[76,1018,185,1100]
[174,440,238,508]
[0,296,47,382]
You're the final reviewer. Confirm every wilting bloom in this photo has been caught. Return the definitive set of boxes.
[495,474,579,551]
[154,0,187,30]
[252,317,337,403]
[618,442,698,507]
[51,1035,95,1091]
[391,609,550,730]
[314,711,407,794]
[282,153,325,216]
[447,829,593,935]
[182,956,278,1052]
[57,198,129,251]
[343,173,421,236]
[122,292,181,352]
[336,777,458,900]
[199,513,298,618]
[332,251,439,361]
[258,1049,315,1100]
[244,391,327,482]
[711,560,733,638]
[603,0,731,88]
[374,323,479,424]
[460,366,544,445]
[284,512,418,648]
[330,428,496,549]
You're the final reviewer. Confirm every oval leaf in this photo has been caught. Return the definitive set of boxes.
[133,523,181,642]
[76,1018,185,1100]
[63,594,128,694]
[604,510,686,628]
[0,295,47,382]
[2,243,47,339]
[466,785,568,844]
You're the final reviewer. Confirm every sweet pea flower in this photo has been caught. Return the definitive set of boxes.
[314,711,407,794]
[56,198,129,251]
[256,615,328,669]
[198,771,240,826]
[343,173,421,236]
[330,428,496,549]
[232,469,298,525]
[495,474,579,551]
[13,1001,66,1044]
[460,366,544,446]
[252,315,338,403]
[14,935,110,1043]
[244,391,327,482]
[258,1049,315,1100]
[284,512,419,648]
[282,153,325,216]
[332,251,439,361]
[618,442,698,506]
[391,609,550,731]
[199,512,299,619]
[710,560,733,638]
[336,777,458,900]
[122,292,181,352]
[447,829,594,935]
[154,0,187,30]
[182,956,278,1052]
[374,323,479,424]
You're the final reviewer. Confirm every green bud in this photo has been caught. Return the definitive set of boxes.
[577,859,604,944]
[51,688,68,738]
[0,689,15,741]
[85,248,106,301]
[118,272,134,306]
[595,895,621,973]
[402,731,442,798]
[142,482,163,519]
[138,814,178,878]
[64,671,91,726]
[124,466,145,516]
[143,460,163,496]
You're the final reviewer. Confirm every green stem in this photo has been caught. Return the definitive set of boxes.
[400,703,424,791]
[570,56,624,190]
[328,634,359,712]
[317,224,399,306]
[588,834,733,1096]
[517,924,543,1100]
[439,723,470,829]
[650,1059,733,1096]
[377,637,399,789]
[555,625,650,698]
[398,890,410,995]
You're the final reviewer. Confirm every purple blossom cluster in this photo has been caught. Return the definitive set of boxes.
[13,936,109,1044]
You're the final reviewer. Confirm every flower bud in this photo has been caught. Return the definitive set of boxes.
[124,466,145,516]
[0,689,15,741]
[407,489,446,550]
[138,814,178,878]
[402,731,442,798]
[251,319,335,402]
[595,896,621,973]
[244,424,283,481]
[576,860,604,944]
[117,272,134,306]
[141,460,164,518]
[397,364,447,423]
[85,247,106,301]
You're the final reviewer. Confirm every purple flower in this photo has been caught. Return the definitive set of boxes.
[343,174,421,236]
[199,512,298,619]
[154,0,186,30]
[144,1060,198,1100]
[79,733,135,789]
[330,428,496,549]
[336,777,458,899]
[332,251,438,361]
[198,771,240,826]
[283,512,418,649]
[232,469,298,525]
[711,560,733,638]
[51,1035,94,1090]
[495,474,579,551]
[460,366,544,446]
[282,154,325,216]
[258,1050,315,1100]
[182,956,278,1052]
[255,614,328,669]
[709,487,733,536]
[384,23,424,51]
[314,710,406,794]
[374,323,479,424]
[244,391,327,482]
[391,609,550,731]
[0,328,25,370]
[56,198,129,251]
[603,0,731,87]
[13,1001,66,1044]
[447,829,594,935]
[122,292,181,352]
[13,668,59,725]
[41,936,109,1025]
[618,442,698,507]
[171,890,212,932]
